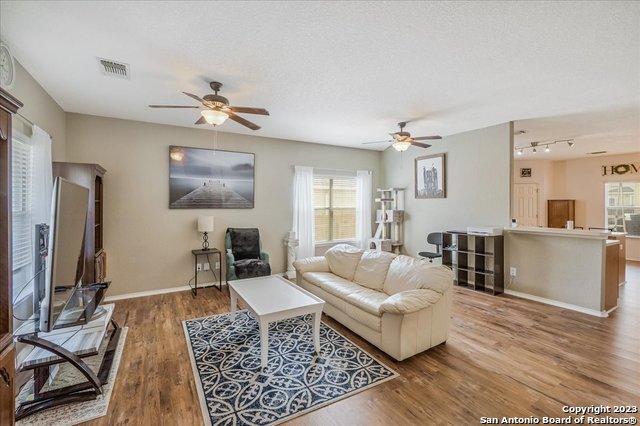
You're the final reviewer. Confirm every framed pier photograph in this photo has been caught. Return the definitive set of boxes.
[169,146,255,209]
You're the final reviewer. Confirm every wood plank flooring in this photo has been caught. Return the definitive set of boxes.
[85,262,640,425]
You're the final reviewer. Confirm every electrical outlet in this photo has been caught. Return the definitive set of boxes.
[215,262,220,270]
[196,263,202,272]
[203,263,210,271]
[510,267,517,277]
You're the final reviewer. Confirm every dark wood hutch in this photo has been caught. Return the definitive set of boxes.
[1,87,23,425]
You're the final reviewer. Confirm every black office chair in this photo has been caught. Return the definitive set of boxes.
[418,232,443,263]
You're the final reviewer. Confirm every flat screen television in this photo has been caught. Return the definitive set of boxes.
[39,177,89,332]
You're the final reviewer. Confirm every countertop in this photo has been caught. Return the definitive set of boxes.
[504,226,610,239]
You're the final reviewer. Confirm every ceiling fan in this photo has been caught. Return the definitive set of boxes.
[363,121,441,151]
[149,81,269,130]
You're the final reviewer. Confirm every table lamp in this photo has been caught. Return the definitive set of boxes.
[197,216,214,250]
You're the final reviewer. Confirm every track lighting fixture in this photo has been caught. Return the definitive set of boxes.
[514,139,574,155]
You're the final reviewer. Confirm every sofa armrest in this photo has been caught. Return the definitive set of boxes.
[260,251,270,263]
[380,289,442,315]
[293,256,330,275]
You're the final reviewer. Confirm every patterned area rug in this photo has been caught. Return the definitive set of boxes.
[183,311,398,426]
[16,327,128,426]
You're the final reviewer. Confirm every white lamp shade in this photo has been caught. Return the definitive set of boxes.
[392,140,411,152]
[197,216,214,233]
[201,109,229,126]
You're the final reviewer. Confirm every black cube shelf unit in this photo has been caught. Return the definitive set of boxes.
[442,231,504,295]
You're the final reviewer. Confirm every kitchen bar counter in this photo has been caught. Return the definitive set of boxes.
[504,226,609,239]
[504,227,619,317]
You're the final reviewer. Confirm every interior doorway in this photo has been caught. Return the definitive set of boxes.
[513,183,539,226]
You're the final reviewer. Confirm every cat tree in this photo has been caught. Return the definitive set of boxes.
[368,188,405,253]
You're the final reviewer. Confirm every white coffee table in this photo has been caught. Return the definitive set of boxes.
[229,275,325,368]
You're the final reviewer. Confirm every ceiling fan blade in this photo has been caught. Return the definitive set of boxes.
[227,106,270,116]
[362,140,392,145]
[413,135,442,140]
[182,92,204,103]
[410,141,432,149]
[227,111,260,130]
[148,105,200,108]
[195,116,206,125]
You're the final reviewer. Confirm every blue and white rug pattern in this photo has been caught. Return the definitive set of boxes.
[183,311,398,425]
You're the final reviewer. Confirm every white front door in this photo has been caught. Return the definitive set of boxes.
[513,183,539,226]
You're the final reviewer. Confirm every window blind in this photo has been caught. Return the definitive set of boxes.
[313,176,356,243]
[12,139,33,270]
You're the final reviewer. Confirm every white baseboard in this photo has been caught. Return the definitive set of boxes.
[504,289,609,317]
[105,282,225,302]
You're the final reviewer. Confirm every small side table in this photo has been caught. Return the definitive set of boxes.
[191,248,223,295]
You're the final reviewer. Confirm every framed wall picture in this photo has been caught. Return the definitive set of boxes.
[169,145,255,209]
[520,168,532,178]
[415,153,446,199]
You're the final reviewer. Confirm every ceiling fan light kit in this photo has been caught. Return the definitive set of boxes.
[363,121,441,152]
[392,141,412,152]
[149,81,268,130]
[201,109,229,126]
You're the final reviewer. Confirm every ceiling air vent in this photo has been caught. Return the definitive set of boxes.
[98,58,130,79]
[587,151,607,155]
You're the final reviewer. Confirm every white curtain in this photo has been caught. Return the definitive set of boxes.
[12,126,52,303]
[356,170,373,249]
[292,166,315,259]
[31,126,54,227]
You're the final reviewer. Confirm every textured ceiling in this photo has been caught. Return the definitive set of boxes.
[1,1,638,150]
[514,107,640,160]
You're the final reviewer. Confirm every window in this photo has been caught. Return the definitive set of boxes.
[314,176,357,243]
[12,137,33,270]
[605,182,640,236]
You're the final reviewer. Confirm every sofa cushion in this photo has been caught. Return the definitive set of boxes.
[353,250,397,290]
[318,277,363,300]
[324,244,364,281]
[383,255,454,295]
[301,280,348,312]
[234,259,271,279]
[345,304,381,331]
[302,272,353,290]
[344,288,387,316]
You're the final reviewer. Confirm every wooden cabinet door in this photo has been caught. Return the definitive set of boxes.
[548,200,575,228]
[0,345,15,425]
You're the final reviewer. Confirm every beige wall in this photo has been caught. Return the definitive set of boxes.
[4,60,66,161]
[551,153,640,229]
[65,113,382,296]
[382,122,513,257]
[513,153,640,260]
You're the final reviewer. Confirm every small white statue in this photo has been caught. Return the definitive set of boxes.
[284,231,299,280]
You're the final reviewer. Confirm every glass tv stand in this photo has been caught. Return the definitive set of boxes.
[13,282,122,420]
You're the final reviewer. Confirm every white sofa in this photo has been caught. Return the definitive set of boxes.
[293,244,454,361]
